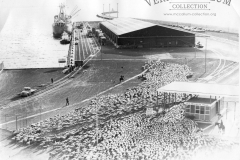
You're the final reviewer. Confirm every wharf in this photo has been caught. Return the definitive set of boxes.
[68,22,96,67]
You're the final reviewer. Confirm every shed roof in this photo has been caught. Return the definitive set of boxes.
[100,18,156,35]
[157,81,239,98]
[100,18,196,36]
[186,97,217,105]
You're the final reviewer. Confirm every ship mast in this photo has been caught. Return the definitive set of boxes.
[59,4,65,21]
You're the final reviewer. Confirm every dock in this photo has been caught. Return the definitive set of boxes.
[68,22,98,67]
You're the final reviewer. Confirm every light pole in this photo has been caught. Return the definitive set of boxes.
[16,115,19,130]
[101,44,102,61]
[40,105,42,121]
[26,112,28,127]
[205,38,208,73]
[5,114,7,129]
[226,102,228,120]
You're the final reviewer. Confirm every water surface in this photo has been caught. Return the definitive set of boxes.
[0,0,68,69]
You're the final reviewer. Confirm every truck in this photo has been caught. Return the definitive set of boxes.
[99,36,106,45]
[87,30,93,37]
[18,87,37,97]
[95,29,102,37]
[92,28,96,34]
[98,33,104,38]
[196,41,203,48]
[76,23,83,29]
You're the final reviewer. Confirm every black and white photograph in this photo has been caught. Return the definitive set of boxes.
[0,0,239,159]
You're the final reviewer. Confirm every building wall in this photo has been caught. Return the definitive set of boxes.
[185,104,212,122]
[210,103,217,119]
[100,24,195,48]
[118,37,195,47]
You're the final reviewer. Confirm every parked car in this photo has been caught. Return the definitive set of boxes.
[196,42,204,48]
[18,87,37,97]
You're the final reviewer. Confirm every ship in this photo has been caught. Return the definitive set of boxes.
[52,4,80,38]
[96,4,118,20]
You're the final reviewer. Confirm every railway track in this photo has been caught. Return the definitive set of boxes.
[198,49,226,83]
[211,62,239,82]
[198,58,238,83]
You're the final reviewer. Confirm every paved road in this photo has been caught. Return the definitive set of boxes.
[196,36,239,62]
[216,68,239,85]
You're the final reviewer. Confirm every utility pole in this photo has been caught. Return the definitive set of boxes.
[96,105,98,146]
[16,115,18,130]
[205,38,207,73]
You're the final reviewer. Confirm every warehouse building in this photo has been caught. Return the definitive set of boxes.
[99,18,195,48]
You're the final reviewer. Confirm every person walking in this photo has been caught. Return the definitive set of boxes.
[119,75,122,83]
[66,97,69,106]
[220,119,223,127]
[119,75,124,83]
[51,78,54,83]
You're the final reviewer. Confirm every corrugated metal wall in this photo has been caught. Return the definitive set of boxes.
[100,23,195,48]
